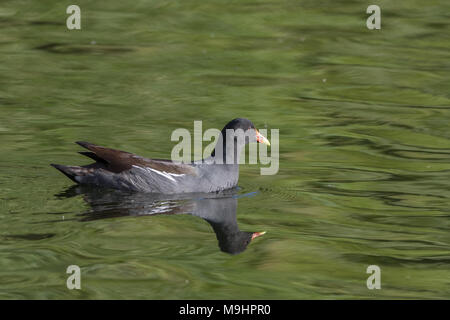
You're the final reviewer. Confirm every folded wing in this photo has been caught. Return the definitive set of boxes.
[76,141,197,176]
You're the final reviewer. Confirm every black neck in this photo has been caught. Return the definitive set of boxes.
[211,130,245,164]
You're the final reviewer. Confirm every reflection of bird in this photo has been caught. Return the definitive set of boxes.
[58,186,265,255]
[51,118,270,193]
[193,196,266,254]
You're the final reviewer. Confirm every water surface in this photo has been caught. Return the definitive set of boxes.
[0,0,449,299]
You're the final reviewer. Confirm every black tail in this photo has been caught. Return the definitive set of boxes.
[50,164,80,183]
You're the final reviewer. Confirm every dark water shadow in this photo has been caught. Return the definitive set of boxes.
[56,186,265,255]
[35,43,134,55]
[2,233,56,241]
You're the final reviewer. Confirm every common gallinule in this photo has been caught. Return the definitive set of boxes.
[51,118,270,193]
[58,186,266,254]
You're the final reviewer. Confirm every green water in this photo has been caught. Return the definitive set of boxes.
[1,0,449,299]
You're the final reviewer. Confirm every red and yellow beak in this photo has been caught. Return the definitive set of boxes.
[255,130,270,146]
[251,231,266,240]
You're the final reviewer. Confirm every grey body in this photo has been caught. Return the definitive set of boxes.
[74,158,239,193]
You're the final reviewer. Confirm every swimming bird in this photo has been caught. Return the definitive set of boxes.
[51,118,270,193]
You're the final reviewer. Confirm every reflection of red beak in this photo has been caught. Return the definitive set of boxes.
[252,231,266,240]
[255,130,270,146]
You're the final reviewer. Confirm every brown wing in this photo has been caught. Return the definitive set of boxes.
[76,141,197,175]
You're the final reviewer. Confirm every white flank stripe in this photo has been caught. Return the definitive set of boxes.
[132,165,185,182]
